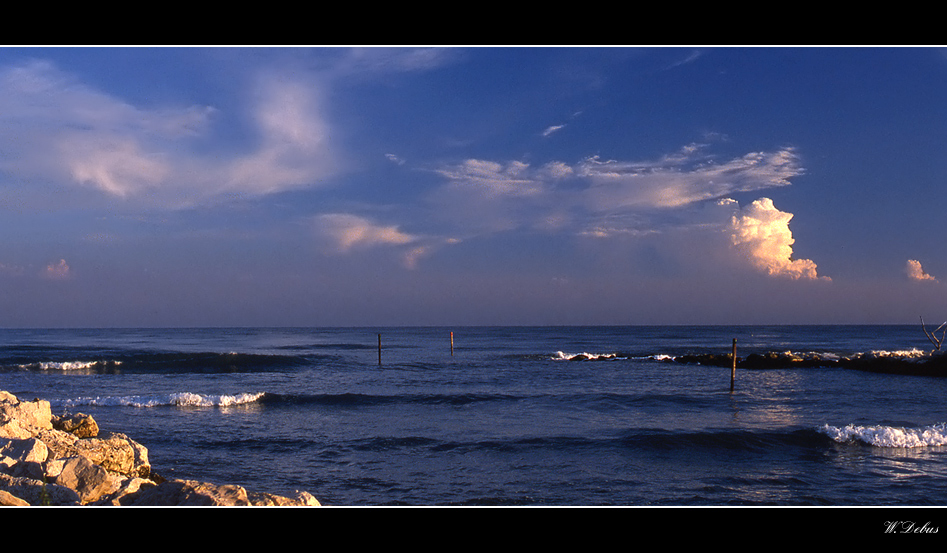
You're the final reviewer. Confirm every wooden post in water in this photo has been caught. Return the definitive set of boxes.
[730,338,737,392]
[450,331,454,356]
[378,333,382,366]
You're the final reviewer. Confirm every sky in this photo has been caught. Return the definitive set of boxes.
[0,46,946,328]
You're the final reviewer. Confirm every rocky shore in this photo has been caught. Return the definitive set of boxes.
[0,391,319,506]
[671,349,947,376]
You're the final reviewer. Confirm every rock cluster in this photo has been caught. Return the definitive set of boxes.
[671,349,947,376]
[0,391,319,506]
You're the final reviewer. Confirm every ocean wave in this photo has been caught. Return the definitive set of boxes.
[18,360,121,371]
[260,391,525,407]
[6,351,317,374]
[818,423,947,448]
[551,351,624,361]
[51,391,266,409]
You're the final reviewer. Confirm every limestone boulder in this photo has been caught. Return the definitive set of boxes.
[53,455,124,504]
[0,437,48,480]
[118,478,252,506]
[249,489,321,506]
[0,488,29,506]
[0,472,81,506]
[73,432,151,479]
[0,391,320,506]
[0,394,53,440]
[52,412,99,438]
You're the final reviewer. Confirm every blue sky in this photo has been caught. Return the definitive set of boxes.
[0,46,945,327]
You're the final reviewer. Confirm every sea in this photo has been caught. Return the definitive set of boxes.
[3,325,947,510]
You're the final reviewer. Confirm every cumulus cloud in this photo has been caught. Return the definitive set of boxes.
[0,60,337,208]
[906,259,938,282]
[728,198,829,281]
[43,259,71,280]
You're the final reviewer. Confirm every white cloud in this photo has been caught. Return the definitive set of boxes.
[223,78,336,198]
[906,259,938,282]
[728,198,829,281]
[65,137,171,197]
[315,213,417,252]
[313,213,461,269]
[337,47,456,75]
[422,145,806,247]
[542,124,565,137]
[0,60,337,208]
[580,146,801,210]
[435,159,546,198]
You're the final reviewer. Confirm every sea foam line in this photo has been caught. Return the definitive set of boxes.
[51,392,265,409]
[551,351,623,361]
[819,422,947,448]
[19,360,120,371]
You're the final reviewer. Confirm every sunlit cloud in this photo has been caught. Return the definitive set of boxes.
[313,213,459,269]
[65,137,171,197]
[422,144,806,250]
[906,259,938,282]
[580,145,801,210]
[315,213,417,252]
[728,198,829,281]
[42,259,71,280]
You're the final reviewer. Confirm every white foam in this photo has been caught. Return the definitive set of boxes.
[859,348,929,359]
[819,423,947,448]
[551,351,621,361]
[21,360,119,370]
[52,392,265,409]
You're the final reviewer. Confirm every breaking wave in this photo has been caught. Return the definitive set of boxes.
[5,351,317,373]
[819,422,947,448]
[551,351,624,361]
[50,391,266,409]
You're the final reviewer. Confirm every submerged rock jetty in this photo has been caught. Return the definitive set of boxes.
[0,391,319,506]
[671,349,947,376]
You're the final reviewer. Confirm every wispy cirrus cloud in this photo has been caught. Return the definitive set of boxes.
[434,159,550,198]
[580,145,801,210]
[542,124,565,137]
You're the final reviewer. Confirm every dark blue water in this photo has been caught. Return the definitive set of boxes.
[3,325,947,506]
